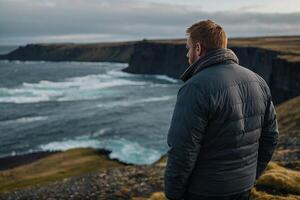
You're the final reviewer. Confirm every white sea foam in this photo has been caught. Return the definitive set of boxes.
[106,138,161,165]
[0,116,48,126]
[23,61,46,64]
[92,128,109,137]
[0,61,178,104]
[107,69,132,77]
[118,70,179,84]
[39,139,100,151]
[12,60,21,64]
[148,83,174,88]
[153,75,179,83]
[0,73,147,103]
[109,65,179,84]
[0,94,53,104]
[136,96,174,103]
[0,60,9,64]
[14,116,48,123]
[39,136,161,165]
[97,95,175,108]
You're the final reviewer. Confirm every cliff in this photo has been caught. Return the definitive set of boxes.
[0,42,136,63]
[229,46,300,105]
[123,40,188,79]
[1,36,299,105]
[123,36,300,105]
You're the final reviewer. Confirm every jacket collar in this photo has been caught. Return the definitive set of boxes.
[180,48,239,82]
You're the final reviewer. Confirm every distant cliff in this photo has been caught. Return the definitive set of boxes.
[1,37,299,105]
[122,40,188,79]
[229,47,300,105]
[0,42,136,63]
[123,37,300,105]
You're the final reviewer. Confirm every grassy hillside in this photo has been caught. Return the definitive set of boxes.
[274,96,300,162]
[0,148,124,193]
[277,96,300,137]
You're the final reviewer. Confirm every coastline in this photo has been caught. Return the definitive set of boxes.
[0,151,60,171]
[0,148,133,171]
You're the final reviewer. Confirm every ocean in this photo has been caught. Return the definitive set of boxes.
[0,49,181,165]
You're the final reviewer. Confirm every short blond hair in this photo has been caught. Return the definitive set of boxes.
[186,19,227,51]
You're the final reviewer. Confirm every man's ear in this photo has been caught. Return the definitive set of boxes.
[195,42,202,56]
[198,43,206,57]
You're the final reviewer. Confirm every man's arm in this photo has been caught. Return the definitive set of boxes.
[164,83,209,200]
[256,94,279,180]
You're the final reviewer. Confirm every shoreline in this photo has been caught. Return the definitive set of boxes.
[0,151,60,170]
[0,148,133,171]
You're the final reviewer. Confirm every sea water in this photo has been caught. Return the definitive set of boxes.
[0,59,181,164]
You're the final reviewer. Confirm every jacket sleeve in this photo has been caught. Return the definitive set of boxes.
[256,93,279,180]
[164,83,209,200]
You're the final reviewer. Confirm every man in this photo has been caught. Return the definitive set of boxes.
[164,19,279,200]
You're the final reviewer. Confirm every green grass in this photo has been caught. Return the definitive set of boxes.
[0,148,124,194]
[255,162,300,195]
[276,96,300,137]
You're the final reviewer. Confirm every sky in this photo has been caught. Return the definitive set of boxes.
[0,0,300,45]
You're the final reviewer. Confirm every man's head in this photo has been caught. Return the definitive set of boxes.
[186,19,228,65]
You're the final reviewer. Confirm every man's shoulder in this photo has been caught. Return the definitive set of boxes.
[252,72,271,98]
[184,62,237,91]
[185,62,270,96]
[177,81,208,102]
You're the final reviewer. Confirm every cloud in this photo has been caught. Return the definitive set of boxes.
[237,4,264,12]
[0,0,299,44]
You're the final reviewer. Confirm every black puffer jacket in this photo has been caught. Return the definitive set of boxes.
[164,48,279,199]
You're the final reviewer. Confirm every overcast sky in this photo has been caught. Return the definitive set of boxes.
[0,0,299,45]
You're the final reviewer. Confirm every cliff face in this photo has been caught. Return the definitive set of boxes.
[271,58,300,105]
[123,40,299,105]
[122,41,188,78]
[229,46,300,105]
[229,47,279,84]
[0,42,136,63]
